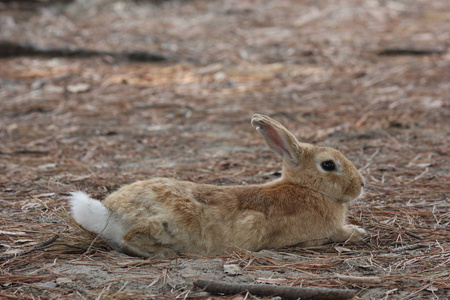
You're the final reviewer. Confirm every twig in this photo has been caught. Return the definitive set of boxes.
[0,235,59,261]
[52,243,89,251]
[410,167,430,182]
[404,231,423,240]
[391,243,428,253]
[403,282,434,299]
[194,279,355,300]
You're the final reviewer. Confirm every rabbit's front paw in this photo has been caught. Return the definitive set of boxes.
[350,225,367,242]
[331,224,366,243]
[345,224,366,242]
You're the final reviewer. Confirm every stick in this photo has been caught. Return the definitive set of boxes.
[0,40,175,62]
[0,235,59,261]
[376,47,445,56]
[0,149,50,155]
[194,279,355,300]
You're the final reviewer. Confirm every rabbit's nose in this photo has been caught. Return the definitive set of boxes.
[361,181,365,187]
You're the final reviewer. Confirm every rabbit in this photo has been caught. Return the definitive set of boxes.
[69,114,366,258]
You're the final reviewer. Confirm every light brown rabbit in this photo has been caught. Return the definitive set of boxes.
[70,114,366,258]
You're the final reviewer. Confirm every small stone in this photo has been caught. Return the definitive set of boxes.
[224,263,242,276]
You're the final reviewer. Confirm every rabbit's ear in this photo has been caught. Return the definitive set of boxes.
[251,114,301,167]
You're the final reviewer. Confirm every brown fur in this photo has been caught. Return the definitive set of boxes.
[95,114,366,257]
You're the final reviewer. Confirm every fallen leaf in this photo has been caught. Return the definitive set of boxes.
[36,281,57,289]
[335,246,352,253]
[37,163,57,170]
[336,274,383,284]
[426,286,438,292]
[56,277,72,285]
[66,83,90,93]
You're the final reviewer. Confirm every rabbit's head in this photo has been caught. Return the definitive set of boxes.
[252,114,364,203]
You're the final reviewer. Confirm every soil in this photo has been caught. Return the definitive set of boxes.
[0,0,449,299]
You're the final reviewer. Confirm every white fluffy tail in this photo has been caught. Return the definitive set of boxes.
[69,191,125,247]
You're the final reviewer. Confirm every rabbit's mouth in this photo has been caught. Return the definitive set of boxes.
[300,183,363,203]
[341,185,364,203]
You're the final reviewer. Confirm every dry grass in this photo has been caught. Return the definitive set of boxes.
[1,0,449,299]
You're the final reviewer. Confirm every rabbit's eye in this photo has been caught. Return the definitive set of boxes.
[321,160,336,171]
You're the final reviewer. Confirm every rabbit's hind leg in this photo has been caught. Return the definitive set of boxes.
[330,224,367,243]
[121,219,180,258]
[121,240,177,258]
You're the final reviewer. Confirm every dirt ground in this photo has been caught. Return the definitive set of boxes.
[0,0,449,299]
